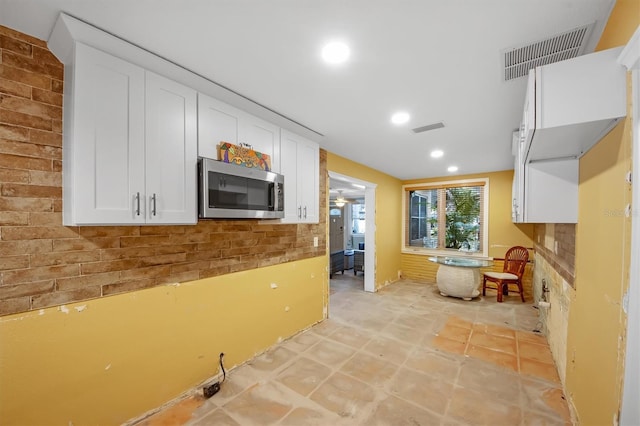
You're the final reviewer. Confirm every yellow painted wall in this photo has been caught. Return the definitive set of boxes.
[563,2,639,423]
[0,256,327,425]
[327,152,403,288]
[401,169,534,280]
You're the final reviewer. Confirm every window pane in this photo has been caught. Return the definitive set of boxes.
[351,203,365,233]
[445,186,481,251]
[408,189,438,248]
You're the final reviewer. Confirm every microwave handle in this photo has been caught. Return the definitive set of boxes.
[268,183,274,209]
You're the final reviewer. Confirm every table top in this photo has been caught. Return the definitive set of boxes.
[428,256,493,268]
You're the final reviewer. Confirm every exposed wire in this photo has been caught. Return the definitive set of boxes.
[219,352,226,384]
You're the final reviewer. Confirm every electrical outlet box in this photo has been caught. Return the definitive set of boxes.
[313,236,318,247]
[203,382,220,398]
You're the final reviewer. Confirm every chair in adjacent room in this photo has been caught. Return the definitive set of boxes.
[482,246,529,302]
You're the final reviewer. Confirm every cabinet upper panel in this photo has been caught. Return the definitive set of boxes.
[197,93,279,163]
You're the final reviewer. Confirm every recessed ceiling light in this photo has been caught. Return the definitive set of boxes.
[448,166,459,172]
[322,41,350,64]
[391,112,410,125]
[430,150,444,158]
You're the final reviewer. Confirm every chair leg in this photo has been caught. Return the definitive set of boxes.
[482,277,487,296]
[497,282,504,303]
[518,281,525,302]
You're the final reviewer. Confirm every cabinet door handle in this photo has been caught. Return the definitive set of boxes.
[151,193,157,217]
[303,206,307,219]
[298,206,302,219]
[135,192,141,216]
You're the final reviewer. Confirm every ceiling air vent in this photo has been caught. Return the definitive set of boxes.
[412,121,445,133]
[502,22,594,81]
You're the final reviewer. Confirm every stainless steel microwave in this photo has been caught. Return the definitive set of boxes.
[198,157,284,219]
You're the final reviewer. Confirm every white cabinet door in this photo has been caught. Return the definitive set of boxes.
[145,72,198,224]
[70,42,145,225]
[279,129,319,223]
[197,93,240,160]
[242,115,279,170]
[279,132,300,223]
[197,94,278,168]
[297,138,319,223]
[66,44,197,225]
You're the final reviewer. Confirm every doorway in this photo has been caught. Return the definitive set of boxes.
[328,172,376,293]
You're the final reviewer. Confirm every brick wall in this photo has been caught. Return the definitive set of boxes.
[0,26,327,316]
[533,223,575,287]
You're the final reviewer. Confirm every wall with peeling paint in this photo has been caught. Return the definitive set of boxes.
[0,255,327,425]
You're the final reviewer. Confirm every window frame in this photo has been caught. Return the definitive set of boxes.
[401,178,490,258]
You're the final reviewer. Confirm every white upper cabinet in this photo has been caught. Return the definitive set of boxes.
[145,72,198,224]
[69,43,146,225]
[523,47,626,162]
[63,43,197,225]
[279,129,319,223]
[198,93,279,168]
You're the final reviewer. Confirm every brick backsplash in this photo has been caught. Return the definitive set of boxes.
[0,26,327,316]
[533,223,575,287]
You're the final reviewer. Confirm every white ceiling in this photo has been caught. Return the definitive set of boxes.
[0,0,615,180]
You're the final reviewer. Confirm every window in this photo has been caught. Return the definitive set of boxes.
[351,203,365,234]
[403,179,488,255]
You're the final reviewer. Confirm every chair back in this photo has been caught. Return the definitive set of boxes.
[503,246,529,278]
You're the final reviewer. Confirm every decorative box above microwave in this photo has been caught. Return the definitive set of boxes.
[521,47,626,163]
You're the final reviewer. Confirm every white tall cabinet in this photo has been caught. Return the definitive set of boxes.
[65,43,197,225]
[279,129,319,223]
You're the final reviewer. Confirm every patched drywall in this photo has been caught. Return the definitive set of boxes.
[0,256,328,425]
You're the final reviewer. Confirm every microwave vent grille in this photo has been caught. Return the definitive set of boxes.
[502,22,594,81]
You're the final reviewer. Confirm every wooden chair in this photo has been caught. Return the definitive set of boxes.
[482,246,529,302]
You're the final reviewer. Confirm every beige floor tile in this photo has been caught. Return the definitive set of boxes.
[522,410,570,426]
[393,312,432,329]
[221,382,294,425]
[438,323,472,343]
[382,321,427,344]
[389,367,455,415]
[281,330,322,353]
[326,325,371,349]
[364,395,442,425]
[466,344,519,372]
[447,315,474,329]
[517,330,549,345]
[431,335,467,355]
[279,407,341,425]
[140,396,205,426]
[469,330,518,355]
[521,378,571,422]
[248,346,297,374]
[446,386,522,425]
[188,408,240,426]
[276,356,332,397]
[339,352,398,387]
[307,339,356,368]
[518,339,555,364]
[474,322,517,339]
[456,359,521,406]
[520,358,561,383]
[309,372,376,418]
[362,335,413,365]
[404,347,461,382]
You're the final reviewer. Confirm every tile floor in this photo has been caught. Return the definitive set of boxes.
[135,274,572,425]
